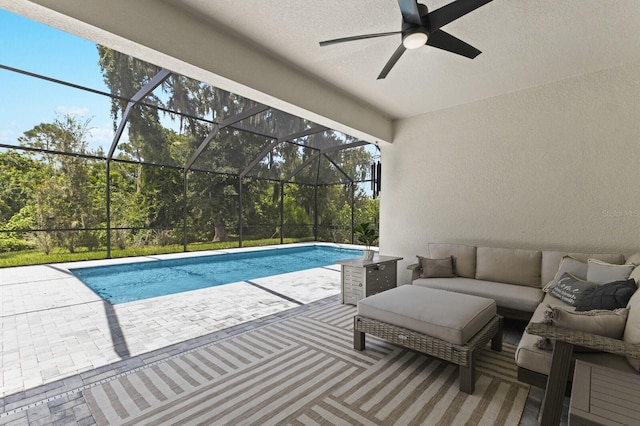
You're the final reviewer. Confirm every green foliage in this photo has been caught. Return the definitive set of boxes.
[0,236,30,253]
[19,115,105,253]
[0,151,48,223]
[0,237,311,268]
[0,204,36,252]
[354,222,379,248]
[33,232,55,255]
[0,47,380,265]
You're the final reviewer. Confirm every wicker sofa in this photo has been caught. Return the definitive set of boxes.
[408,243,626,321]
[406,242,640,390]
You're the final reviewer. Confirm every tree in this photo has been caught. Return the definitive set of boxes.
[98,47,274,242]
[96,45,378,246]
[19,115,104,253]
[0,151,47,223]
[98,47,183,236]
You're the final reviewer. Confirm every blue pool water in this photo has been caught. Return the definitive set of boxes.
[70,245,361,304]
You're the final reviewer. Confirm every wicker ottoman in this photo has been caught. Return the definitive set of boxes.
[354,285,503,394]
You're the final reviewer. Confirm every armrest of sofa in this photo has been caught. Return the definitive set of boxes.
[526,322,640,359]
[407,263,421,281]
[528,321,640,425]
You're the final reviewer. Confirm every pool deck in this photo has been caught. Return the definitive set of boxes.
[0,243,365,401]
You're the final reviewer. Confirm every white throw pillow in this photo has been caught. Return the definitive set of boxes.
[586,259,634,285]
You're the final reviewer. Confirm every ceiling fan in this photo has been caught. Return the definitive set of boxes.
[319,0,493,79]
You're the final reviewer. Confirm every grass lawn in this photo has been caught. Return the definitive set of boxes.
[0,238,314,268]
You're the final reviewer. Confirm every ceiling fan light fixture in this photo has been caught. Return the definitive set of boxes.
[319,0,493,79]
[402,30,428,49]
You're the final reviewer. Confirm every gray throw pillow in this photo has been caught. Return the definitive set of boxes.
[417,255,455,278]
[548,273,597,306]
[543,255,587,292]
[575,279,637,312]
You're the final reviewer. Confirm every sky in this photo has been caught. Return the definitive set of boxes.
[0,9,118,151]
[0,8,375,163]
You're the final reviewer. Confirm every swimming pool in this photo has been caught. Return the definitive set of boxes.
[70,245,362,304]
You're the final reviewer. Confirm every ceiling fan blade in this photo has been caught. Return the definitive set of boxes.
[397,0,422,26]
[319,31,401,47]
[427,30,481,58]
[377,44,407,80]
[427,0,493,32]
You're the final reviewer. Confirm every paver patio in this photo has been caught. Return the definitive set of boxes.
[0,247,346,398]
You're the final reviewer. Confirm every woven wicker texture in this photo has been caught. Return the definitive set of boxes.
[526,322,640,359]
[354,315,501,367]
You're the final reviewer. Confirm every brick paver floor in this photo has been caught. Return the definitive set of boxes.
[0,244,352,399]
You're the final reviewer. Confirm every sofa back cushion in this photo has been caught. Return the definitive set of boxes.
[428,243,476,278]
[630,265,640,285]
[475,247,542,287]
[625,252,640,266]
[541,251,625,288]
[623,289,640,371]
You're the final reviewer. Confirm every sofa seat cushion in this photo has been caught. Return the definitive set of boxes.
[516,294,575,375]
[516,294,638,376]
[356,285,496,345]
[413,277,543,313]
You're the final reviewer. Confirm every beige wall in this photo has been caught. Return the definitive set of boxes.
[381,60,640,283]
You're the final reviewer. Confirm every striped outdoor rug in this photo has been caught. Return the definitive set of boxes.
[84,303,529,425]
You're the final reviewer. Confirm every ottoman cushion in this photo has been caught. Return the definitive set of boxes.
[357,285,496,345]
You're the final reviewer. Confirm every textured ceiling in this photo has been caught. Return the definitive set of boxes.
[167,0,640,119]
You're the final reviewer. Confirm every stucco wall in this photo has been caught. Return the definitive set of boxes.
[381,60,640,284]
